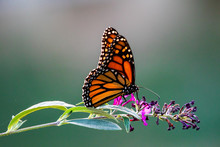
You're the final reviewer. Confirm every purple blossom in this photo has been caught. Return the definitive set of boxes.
[114,94,151,126]
[113,96,123,105]
[139,102,151,126]
[112,95,199,132]
[113,94,136,106]
[140,107,151,126]
[130,125,134,132]
[122,94,136,106]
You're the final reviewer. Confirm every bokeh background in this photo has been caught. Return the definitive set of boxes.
[0,0,219,146]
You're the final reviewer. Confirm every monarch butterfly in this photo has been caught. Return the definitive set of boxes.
[82,27,139,107]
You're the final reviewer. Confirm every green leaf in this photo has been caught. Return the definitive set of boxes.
[58,106,117,122]
[66,118,121,130]
[75,101,84,106]
[122,116,130,133]
[7,101,75,132]
[9,119,27,132]
[97,105,141,120]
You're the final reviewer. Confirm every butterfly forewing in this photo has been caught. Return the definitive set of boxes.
[108,35,135,85]
[101,27,118,51]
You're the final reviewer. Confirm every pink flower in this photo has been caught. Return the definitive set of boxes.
[122,94,136,106]
[140,107,151,126]
[113,94,134,106]
[113,94,151,127]
[113,96,123,105]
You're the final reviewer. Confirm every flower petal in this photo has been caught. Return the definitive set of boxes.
[141,107,151,126]
[142,112,148,126]
[122,94,136,106]
[113,96,122,105]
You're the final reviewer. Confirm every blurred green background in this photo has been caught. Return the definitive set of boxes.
[0,0,219,146]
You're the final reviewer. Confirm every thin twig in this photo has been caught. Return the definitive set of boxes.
[0,121,60,137]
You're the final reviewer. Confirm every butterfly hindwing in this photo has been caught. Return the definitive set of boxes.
[82,68,130,107]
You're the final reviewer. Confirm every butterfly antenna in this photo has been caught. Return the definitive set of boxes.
[136,91,140,101]
[139,86,160,100]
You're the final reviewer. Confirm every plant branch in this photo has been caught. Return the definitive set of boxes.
[0,98,200,136]
[0,121,61,137]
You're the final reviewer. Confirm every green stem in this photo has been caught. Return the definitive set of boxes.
[0,121,60,137]
[0,112,177,137]
[0,113,126,137]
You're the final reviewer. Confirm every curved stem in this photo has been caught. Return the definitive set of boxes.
[0,121,60,137]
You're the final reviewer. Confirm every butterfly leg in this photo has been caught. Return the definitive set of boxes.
[122,95,127,102]
[135,91,141,111]
[136,91,140,101]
